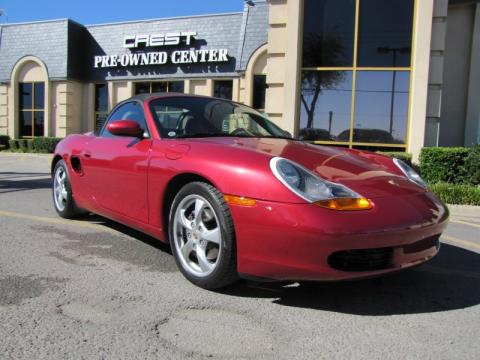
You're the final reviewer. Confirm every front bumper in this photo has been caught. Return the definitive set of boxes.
[229,191,448,281]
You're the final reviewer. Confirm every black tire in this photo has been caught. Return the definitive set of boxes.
[52,160,83,219]
[168,182,238,289]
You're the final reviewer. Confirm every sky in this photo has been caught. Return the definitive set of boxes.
[0,0,244,25]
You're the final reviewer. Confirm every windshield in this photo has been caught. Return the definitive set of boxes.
[149,96,290,139]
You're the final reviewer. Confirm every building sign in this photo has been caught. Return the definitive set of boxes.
[94,31,229,68]
[123,32,197,48]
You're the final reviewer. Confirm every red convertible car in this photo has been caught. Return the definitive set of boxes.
[52,93,449,289]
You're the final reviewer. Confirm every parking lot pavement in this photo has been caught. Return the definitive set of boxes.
[1,153,479,360]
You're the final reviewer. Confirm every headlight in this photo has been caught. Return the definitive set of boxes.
[270,157,372,211]
[393,158,427,189]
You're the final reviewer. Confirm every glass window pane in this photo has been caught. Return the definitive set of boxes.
[357,0,414,67]
[34,111,44,137]
[253,75,267,110]
[153,105,188,131]
[353,71,410,144]
[34,83,45,109]
[135,82,151,95]
[303,0,355,67]
[214,80,233,100]
[95,84,108,112]
[299,71,353,142]
[19,83,32,109]
[20,111,32,137]
[152,82,168,93]
[169,81,184,93]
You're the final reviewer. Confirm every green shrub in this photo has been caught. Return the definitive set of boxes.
[8,139,18,150]
[419,147,469,184]
[17,139,29,152]
[377,151,413,166]
[5,137,62,153]
[429,182,480,206]
[31,137,62,153]
[464,144,480,185]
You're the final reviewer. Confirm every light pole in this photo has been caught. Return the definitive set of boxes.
[377,47,410,136]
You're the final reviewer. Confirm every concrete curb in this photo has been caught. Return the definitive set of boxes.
[448,204,480,217]
[0,152,54,159]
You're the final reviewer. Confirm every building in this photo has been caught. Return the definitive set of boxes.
[0,0,478,159]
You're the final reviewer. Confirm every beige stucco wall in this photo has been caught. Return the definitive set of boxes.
[112,81,133,104]
[190,79,212,96]
[52,81,84,137]
[408,0,435,160]
[241,45,268,108]
[0,84,8,136]
[265,0,302,134]
[83,83,95,133]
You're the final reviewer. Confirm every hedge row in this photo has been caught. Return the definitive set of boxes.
[7,137,62,153]
[419,145,480,185]
[429,182,480,206]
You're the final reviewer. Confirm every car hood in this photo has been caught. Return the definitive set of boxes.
[187,137,423,198]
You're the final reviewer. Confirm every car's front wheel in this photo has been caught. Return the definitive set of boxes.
[169,182,238,289]
[52,160,83,218]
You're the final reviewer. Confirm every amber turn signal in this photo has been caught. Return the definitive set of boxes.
[314,198,373,211]
[224,195,257,207]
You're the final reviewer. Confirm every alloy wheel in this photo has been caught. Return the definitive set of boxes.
[173,194,222,277]
[53,166,68,212]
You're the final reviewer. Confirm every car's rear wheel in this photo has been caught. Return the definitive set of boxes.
[52,160,83,218]
[169,182,238,289]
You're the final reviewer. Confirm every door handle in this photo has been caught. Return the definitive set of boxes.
[83,151,91,158]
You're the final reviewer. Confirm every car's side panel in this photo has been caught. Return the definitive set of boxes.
[80,136,151,224]
[54,134,95,212]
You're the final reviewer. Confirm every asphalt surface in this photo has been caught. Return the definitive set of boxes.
[1,153,479,360]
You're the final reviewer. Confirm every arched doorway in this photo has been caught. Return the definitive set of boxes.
[10,56,50,138]
[244,44,268,110]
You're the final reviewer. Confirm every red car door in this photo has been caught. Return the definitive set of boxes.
[81,101,151,224]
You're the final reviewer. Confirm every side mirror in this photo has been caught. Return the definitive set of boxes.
[107,120,143,137]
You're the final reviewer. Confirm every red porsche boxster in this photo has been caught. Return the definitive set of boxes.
[52,93,449,289]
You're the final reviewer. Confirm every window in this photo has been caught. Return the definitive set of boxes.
[19,82,45,138]
[214,80,233,100]
[302,0,355,68]
[353,71,410,144]
[253,75,267,111]
[94,84,109,132]
[300,0,415,149]
[101,102,148,138]
[299,71,352,142]
[134,81,184,95]
[357,0,414,67]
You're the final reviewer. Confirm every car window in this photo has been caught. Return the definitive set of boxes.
[100,102,149,138]
[154,105,190,131]
[149,96,287,139]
